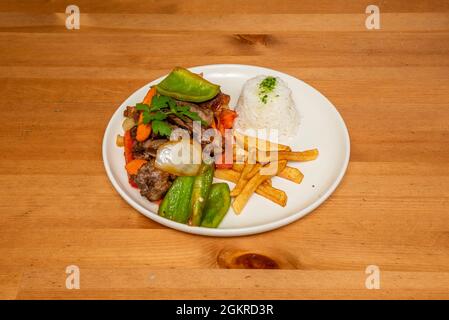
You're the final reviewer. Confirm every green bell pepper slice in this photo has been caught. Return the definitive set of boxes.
[189,162,215,226]
[158,176,195,223]
[156,67,220,103]
[200,183,231,228]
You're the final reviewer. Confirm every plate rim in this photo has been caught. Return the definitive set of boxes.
[102,63,351,237]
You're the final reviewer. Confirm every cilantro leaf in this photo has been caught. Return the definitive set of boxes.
[137,95,207,136]
[150,95,171,112]
[142,111,167,124]
[136,103,150,112]
[182,109,207,125]
[142,112,152,124]
[150,111,168,121]
[152,120,172,137]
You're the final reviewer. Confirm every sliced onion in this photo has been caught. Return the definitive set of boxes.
[116,134,124,147]
[155,140,202,176]
[122,117,136,131]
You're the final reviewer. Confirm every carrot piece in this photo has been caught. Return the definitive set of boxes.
[136,113,152,142]
[136,124,152,141]
[125,159,147,175]
[143,87,157,105]
[124,130,134,163]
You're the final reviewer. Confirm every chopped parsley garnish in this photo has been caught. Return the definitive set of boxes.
[261,94,268,104]
[135,94,206,137]
[258,76,277,104]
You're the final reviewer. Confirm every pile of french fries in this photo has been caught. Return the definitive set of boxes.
[214,132,319,214]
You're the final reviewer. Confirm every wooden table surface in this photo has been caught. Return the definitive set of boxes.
[1,0,449,300]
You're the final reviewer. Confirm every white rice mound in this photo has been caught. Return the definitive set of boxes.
[235,75,299,140]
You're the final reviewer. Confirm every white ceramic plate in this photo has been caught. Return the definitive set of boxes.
[102,64,350,237]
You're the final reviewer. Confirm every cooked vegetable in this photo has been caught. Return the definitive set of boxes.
[230,161,255,197]
[158,176,195,223]
[122,117,136,131]
[123,130,134,164]
[123,130,138,188]
[277,166,304,184]
[254,182,286,206]
[230,149,257,197]
[155,140,202,176]
[136,123,152,142]
[128,177,138,188]
[200,183,231,228]
[135,95,207,138]
[142,87,157,105]
[116,134,124,147]
[217,109,237,135]
[125,159,147,175]
[214,169,287,207]
[136,87,156,141]
[156,67,220,103]
[232,160,287,214]
[232,163,245,172]
[234,132,291,152]
[189,162,214,226]
[136,113,152,142]
[257,149,319,163]
[233,162,303,184]
[247,163,262,179]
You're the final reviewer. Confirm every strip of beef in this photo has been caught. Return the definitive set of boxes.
[174,100,214,126]
[167,114,193,133]
[133,139,168,160]
[143,139,167,151]
[130,125,138,139]
[133,160,173,201]
[199,92,231,117]
[168,114,215,146]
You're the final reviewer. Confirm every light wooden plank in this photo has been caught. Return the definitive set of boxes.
[0,0,448,14]
[16,268,449,299]
[1,13,449,32]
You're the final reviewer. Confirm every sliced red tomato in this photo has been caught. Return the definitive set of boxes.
[217,109,237,136]
[124,130,134,164]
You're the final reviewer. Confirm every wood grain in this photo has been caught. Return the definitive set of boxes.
[0,0,448,299]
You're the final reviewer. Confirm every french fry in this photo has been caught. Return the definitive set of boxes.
[230,150,257,197]
[257,149,319,163]
[232,160,288,214]
[255,184,287,207]
[232,161,301,184]
[230,161,255,197]
[234,131,291,152]
[278,166,304,184]
[214,169,287,206]
[232,163,245,172]
[247,163,262,179]
[214,168,239,181]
